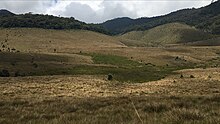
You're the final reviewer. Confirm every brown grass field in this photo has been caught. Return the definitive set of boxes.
[0,28,220,123]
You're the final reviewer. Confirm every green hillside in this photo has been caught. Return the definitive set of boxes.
[121,23,213,46]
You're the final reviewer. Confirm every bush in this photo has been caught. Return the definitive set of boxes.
[180,74,183,78]
[107,74,113,81]
[33,63,38,68]
[14,71,21,77]
[190,75,195,78]
[11,62,16,66]
[0,69,10,77]
[175,56,179,60]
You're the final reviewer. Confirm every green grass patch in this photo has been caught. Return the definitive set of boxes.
[0,52,198,83]
[41,65,178,83]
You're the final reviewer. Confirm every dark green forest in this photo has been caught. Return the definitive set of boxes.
[0,10,110,35]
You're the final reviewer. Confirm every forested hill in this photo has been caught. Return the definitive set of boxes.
[0,10,110,35]
[101,0,220,35]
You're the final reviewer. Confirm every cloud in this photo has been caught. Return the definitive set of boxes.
[99,1,138,21]
[64,2,97,22]
[0,0,211,23]
[125,1,211,17]
[48,1,210,23]
[0,0,55,14]
[46,1,138,23]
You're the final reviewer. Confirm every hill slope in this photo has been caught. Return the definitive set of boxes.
[101,17,134,35]
[101,1,220,35]
[0,28,124,53]
[0,9,15,16]
[121,23,213,46]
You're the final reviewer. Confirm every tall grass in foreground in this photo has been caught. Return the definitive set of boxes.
[0,95,219,124]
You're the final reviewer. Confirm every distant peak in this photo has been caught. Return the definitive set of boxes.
[0,9,15,16]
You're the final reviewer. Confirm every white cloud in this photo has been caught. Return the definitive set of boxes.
[0,0,55,14]
[0,0,211,23]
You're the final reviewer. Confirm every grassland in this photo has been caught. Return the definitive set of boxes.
[120,23,214,46]
[0,28,220,123]
[1,69,220,124]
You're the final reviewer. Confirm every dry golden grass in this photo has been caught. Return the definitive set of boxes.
[0,69,220,123]
[1,28,219,67]
[120,23,213,46]
[0,28,125,53]
[91,46,220,66]
[0,67,220,99]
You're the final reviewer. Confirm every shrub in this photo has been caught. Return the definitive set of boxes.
[14,71,22,77]
[31,57,34,63]
[190,75,195,78]
[0,69,10,77]
[175,56,179,60]
[180,74,183,78]
[33,63,38,68]
[11,62,16,66]
[107,74,113,81]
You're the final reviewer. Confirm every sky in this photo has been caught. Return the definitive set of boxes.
[0,0,213,23]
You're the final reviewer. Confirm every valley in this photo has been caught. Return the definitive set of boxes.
[0,26,220,123]
[0,1,220,123]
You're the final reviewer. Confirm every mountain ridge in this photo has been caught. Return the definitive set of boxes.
[101,0,220,35]
[0,9,15,16]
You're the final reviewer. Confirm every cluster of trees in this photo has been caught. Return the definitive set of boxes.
[0,12,110,35]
